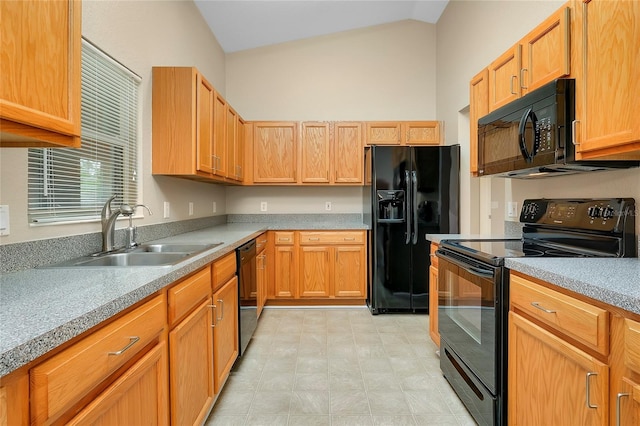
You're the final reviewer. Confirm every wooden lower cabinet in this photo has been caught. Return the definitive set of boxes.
[509,311,609,425]
[212,276,239,394]
[428,265,439,347]
[610,316,640,426]
[169,299,214,426]
[334,245,366,298]
[256,233,268,317]
[299,246,331,297]
[273,232,297,298]
[67,342,169,426]
[0,370,28,426]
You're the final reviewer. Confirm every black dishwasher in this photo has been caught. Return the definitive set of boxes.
[236,239,257,356]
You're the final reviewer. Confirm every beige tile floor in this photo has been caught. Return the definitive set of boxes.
[205,307,477,426]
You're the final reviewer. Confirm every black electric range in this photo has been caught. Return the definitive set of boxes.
[435,198,637,426]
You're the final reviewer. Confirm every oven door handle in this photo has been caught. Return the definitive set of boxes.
[438,252,496,279]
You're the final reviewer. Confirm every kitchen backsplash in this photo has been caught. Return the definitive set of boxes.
[0,216,226,274]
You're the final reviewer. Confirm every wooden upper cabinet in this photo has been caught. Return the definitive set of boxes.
[520,6,570,95]
[365,122,402,145]
[153,67,216,179]
[225,105,239,181]
[572,0,640,160]
[252,122,298,183]
[469,69,489,176]
[300,122,331,184]
[236,116,246,182]
[403,121,442,145]
[213,92,227,177]
[196,75,215,175]
[0,0,81,148]
[488,43,522,112]
[333,122,364,184]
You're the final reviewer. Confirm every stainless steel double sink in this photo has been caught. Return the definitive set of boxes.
[43,243,223,268]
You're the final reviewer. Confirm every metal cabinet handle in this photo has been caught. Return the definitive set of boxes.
[586,372,598,408]
[616,393,630,426]
[572,120,580,146]
[108,336,140,356]
[209,303,217,327]
[343,237,355,241]
[510,75,518,94]
[531,302,556,313]
[309,237,320,241]
[218,299,224,321]
[279,238,290,242]
[520,68,528,89]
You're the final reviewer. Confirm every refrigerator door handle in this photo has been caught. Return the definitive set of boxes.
[411,171,418,244]
[405,170,411,244]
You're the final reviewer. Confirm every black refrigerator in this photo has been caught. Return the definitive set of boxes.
[364,145,460,314]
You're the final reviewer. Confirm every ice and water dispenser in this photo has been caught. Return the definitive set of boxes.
[377,190,405,222]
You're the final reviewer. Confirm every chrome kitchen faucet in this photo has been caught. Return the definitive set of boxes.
[101,195,152,252]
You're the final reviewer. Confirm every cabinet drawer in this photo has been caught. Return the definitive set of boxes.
[256,233,268,251]
[213,252,236,291]
[274,231,295,245]
[168,266,212,327]
[299,231,364,245]
[510,274,608,355]
[625,318,640,374]
[30,294,166,426]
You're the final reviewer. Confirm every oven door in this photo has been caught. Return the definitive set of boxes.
[437,250,503,394]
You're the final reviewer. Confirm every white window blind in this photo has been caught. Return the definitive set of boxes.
[28,38,141,224]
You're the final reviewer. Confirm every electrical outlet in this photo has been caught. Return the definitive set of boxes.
[260,201,268,212]
[507,201,518,218]
[212,201,217,213]
[188,202,194,216]
[325,201,332,211]
[163,201,170,218]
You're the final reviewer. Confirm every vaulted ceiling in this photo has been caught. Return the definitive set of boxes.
[194,0,449,53]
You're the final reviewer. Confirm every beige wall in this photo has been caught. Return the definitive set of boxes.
[436,0,640,235]
[226,20,437,121]
[0,0,228,244]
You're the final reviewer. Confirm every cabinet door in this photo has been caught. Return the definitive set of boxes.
[169,300,214,426]
[67,342,169,426]
[520,6,570,95]
[0,371,29,426]
[300,122,331,184]
[573,0,640,159]
[225,105,238,180]
[196,74,214,175]
[403,121,442,146]
[334,245,366,298]
[365,122,402,145]
[213,92,227,177]
[333,122,364,184]
[610,316,640,426]
[488,44,521,112]
[236,116,246,182]
[469,69,489,176]
[428,265,439,347]
[213,276,239,394]
[256,249,266,317]
[299,246,331,297]
[509,312,609,426]
[253,122,298,183]
[274,245,297,298]
[0,0,81,148]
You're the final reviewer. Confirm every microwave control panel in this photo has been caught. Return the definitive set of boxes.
[535,116,553,152]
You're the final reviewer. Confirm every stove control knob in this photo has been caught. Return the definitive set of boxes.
[602,207,615,219]
[587,206,602,218]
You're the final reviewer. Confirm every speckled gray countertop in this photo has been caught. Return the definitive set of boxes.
[0,221,368,377]
[505,258,640,315]
[425,233,508,244]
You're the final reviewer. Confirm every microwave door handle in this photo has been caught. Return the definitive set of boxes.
[405,170,411,245]
[411,171,418,245]
[518,108,540,162]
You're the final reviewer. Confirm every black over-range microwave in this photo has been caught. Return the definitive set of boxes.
[477,78,639,178]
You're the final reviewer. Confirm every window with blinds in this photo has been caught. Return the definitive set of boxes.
[28,38,141,224]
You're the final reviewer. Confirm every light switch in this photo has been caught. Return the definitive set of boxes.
[0,205,9,236]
